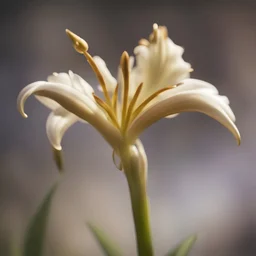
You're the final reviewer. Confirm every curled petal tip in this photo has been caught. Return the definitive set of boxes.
[19,107,28,118]
[65,29,88,54]
[236,133,241,146]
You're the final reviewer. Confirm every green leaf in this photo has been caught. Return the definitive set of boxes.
[23,183,58,256]
[88,223,122,256]
[10,240,21,256]
[166,234,197,256]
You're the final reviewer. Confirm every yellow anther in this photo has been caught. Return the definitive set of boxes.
[66,29,89,54]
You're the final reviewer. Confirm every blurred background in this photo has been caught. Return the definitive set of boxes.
[1,0,256,255]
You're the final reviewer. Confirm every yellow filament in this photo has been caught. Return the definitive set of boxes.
[159,26,168,39]
[65,30,112,106]
[123,83,143,130]
[93,94,120,129]
[131,86,175,122]
[112,84,119,114]
[83,51,112,105]
[120,51,130,128]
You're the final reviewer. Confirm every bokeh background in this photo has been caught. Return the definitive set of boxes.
[1,0,256,255]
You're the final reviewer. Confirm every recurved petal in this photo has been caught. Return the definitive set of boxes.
[35,95,60,110]
[93,56,117,93]
[35,72,73,110]
[128,90,240,145]
[46,108,79,150]
[17,81,121,148]
[17,81,97,118]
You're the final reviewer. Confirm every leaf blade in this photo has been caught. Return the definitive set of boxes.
[166,234,197,256]
[88,223,122,256]
[23,183,57,256]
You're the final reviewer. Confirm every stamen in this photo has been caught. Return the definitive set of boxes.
[93,94,120,129]
[139,39,150,46]
[124,83,143,130]
[66,29,88,54]
[120,51,130,129]
[131,85,176,122]
[65,29,112,106]
[159,26,168,39]
[112,84,119,114]
[149,23,159,43]
[83,51,112,105]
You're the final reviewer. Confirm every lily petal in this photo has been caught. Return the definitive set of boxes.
[158,79,235,121]
[48,72,72,85]
[46,108,79,150]
[68,71,95,100]
[128,89,240,145]
[17,81,121,148]
[133,29,191,100]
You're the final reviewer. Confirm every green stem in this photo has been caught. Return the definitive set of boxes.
[120,143,153,256]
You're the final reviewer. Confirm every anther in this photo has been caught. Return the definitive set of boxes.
[66,29,89,54]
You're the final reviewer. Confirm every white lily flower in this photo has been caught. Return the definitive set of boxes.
[17,24,240,165]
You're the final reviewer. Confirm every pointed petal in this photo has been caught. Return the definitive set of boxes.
[93,56,117,93]
[128,89,240,144]
[46,108,79,150]
[17,81,121,148]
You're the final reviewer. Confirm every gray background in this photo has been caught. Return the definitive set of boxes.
[1,0,256,255]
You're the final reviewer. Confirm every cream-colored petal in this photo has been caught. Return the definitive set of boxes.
[128,90,240,144]
[47,72,72,85]
[17,81,122,148]
[133,29,191,100]
[35,72,73,110]
[35,71,95,108]
[46,108,79,150]
[35,95,60,110]
[160,79,235,121]
[93,56,117,93]
[68,71,95,99]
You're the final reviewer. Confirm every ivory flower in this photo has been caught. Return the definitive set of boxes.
[17,24,240,158]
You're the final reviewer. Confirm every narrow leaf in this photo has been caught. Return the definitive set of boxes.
[10,240,21,256]
[166,234,197,256]
[23,183,57,256]
[88,223,122,256]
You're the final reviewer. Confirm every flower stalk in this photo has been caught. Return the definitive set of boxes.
[119,142,153,256]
